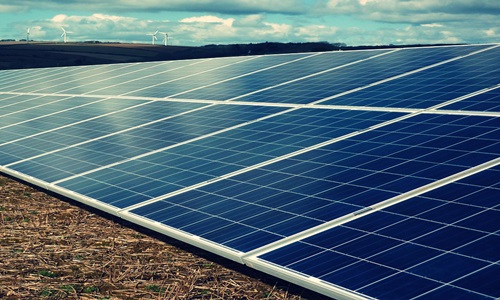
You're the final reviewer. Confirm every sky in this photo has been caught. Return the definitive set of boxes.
[0,0,498,46]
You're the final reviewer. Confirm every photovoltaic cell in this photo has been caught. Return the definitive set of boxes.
[258,165,500,299]
[0,64,102,92]
[322,46,500,108]
[127,113,499,253]
[56,109,402,208]
[0,97,150,145]
[441,87,500,112]
[8,104,285,182]
[170,49,388,101]
[0,95,84,126]
[233,45,492,104]
[100,54,312,98]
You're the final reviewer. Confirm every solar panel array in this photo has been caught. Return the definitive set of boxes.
[1,44,499,299]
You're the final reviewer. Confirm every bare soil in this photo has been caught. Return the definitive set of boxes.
[0,174,329,299]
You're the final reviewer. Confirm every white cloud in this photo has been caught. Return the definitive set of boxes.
[296,25,338,42]
[177,15,237,44]
[358,0,381,6]
[234,15,265,27]
[180,16,235,27]
[421,23,444,28]
[18,13,158,43]
[484,28,496,37]
[51,14,67,24]
[0,4,25,13]
[261,22,292,37]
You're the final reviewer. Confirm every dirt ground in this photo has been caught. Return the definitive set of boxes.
[0,174,330,299]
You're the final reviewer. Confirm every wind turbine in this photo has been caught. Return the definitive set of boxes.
[26,27,30,43]
[159,31,168,46]
[60,27,72,43]
[147,30,158,45]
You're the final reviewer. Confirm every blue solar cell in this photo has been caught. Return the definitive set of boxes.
[333,234,401,258]
[182,216,236,236]
[174,50,388,101]
[412,164,465,180]
[456,188,500,207]
[346,211,405,232]
[455,210,499,232]
[371,242,443,268]
[415,226,483,250]
[322,167,368,183]
[85,56,262,97]
[452,151,498,167]
[303,226,365,249]
[240,210,294,228]
[451,138,498,152]
[377,218,443,240]
[9,104,285,182]
[304,202,360,220]
[260,242,324,266]
[0,100,205,164]
[455,235,500,262]
[219,204,270,220]
[359,272,441,299]
[419,286,492,300]
[199,223,257,244]
[0,97,148,144]
[316,185,391,205]
[128,112,499,253]
[357,156,404,170]
[409,253,489,282]
[442,87,500,112]
[0,95,89,121]
[350,172,402,188]
[277,197,331,214]
[288,251,358,277]
[384,197,440,215]
[51,109,401,208]
[265,217,322,236]
[418,202,483,223]
[236,45,491,104]
[222,230,281,252]
[380,176,433,193]
[320,261,397,291]
[453,265,500,298]
[323,47,500,108]
[257,164,499,299]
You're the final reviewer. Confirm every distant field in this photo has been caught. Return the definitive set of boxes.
[0,42,194,69]
[0,41,356,70]
[1,41,451,70]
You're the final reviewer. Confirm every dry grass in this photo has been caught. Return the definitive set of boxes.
[0,174,329,299]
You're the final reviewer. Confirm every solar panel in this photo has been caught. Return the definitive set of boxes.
[321,46,500,108]
[0,44,499,299]
[441,86,500,112]
[210,45,493,104]
[252,164,499,299]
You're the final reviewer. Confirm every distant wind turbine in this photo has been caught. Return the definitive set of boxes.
[26,27,30,43]
[60,27,73,43]
[159,31,169,46]
[147,30,159,45]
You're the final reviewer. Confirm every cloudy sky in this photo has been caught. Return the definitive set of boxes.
[0,0,498,46]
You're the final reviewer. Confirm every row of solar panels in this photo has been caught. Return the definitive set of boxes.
[1,45,499,109]
[1,44,499,299]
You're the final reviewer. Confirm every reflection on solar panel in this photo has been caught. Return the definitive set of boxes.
[1,44,499,299]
